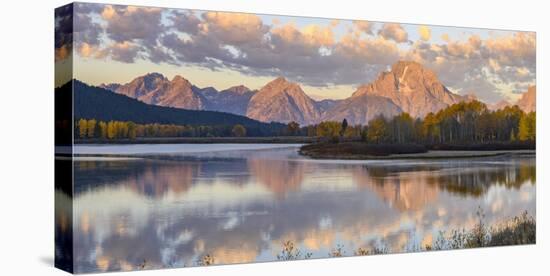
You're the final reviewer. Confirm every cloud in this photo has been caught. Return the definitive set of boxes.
[164,10,271,66]
[170,10,202,35]
[485,32,536,72]
[493,65,534,84]
[336,32,399,64]
[77,42,96,58]
[101,5,163,46]
[301,24,335,46]
[404,32,535,103]
[101,4,116,20]
[199,11,270,46]
[271,23,334,48]
[405,40,503,101]
[55,4,74,61]
[455,71,502,103]
[330,20,340,28]
[233,23,398,86]
[108,41,141,63]
[161,14,399,86]
[378,23,408,43]
[67,4,535,102]
[481,33,535,89]
[55,44,71,62]
[444,35,482,58]
[161,32,234,65]
[418,25,431,41]
[352,20,374,35]
[71,4,176,64]
[74,12,101,46]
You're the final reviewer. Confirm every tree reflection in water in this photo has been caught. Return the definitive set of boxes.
[68,151,535,273]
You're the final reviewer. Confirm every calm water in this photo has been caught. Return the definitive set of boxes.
[65,144,535,273]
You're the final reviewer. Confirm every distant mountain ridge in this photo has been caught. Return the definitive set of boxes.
[487,86,536,112]
[101,74,256,116]
[101,73,206,110]
[246,77,321,125]
[199,85,256,116]
[516,86,536,113]
[489,100,512,111]
[321,95,403,125]
[70,80,285,136]
[350,61,467,118]
[99,61,535,126]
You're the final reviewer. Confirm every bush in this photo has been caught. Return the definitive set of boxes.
[489,211,536,246]
[431,209,535,250]
[276,241,312,261]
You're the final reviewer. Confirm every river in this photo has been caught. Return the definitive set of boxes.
[61,144,535,272]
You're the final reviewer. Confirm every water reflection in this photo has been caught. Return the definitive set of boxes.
[70,147,535,273]
[248,159,305,198]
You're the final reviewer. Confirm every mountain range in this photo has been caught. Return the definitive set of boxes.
[101,73,207,110]
[488,85,536,112]
[100,61,536,126]
[516,85,536,113]
[349,61,468,118]
[68,80,285,136]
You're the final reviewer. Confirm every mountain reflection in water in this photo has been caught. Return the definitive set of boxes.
[62,145,535,272]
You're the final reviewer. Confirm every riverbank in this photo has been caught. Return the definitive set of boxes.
[299,142,535,160]
[75,136,318,144]
[196,210,536,265]
[73,143,303,156]
[274,210,536,259]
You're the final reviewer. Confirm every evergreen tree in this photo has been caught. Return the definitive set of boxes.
[340,119,348,137]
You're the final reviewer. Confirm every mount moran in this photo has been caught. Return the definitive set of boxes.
[100,61,535,126]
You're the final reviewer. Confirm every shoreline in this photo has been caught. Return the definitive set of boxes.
[74,136,318,144]
[71,150,535,159]
[71,142,535,161]
[299,141,535,160]
[72,143,303,156]
[300,149,535,160]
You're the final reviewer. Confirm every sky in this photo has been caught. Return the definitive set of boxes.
[55,3,536,103]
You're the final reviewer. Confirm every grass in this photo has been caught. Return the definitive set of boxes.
[488,211,536,246]
[354,246,389,256]
[329,244,346,257]
[429,209,535,250]
[197,254,215,266]
[186,209,534,267]
[276,241,313,261]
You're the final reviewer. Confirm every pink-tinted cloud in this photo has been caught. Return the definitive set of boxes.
[64,3,535,102]
[378,23,409,43]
